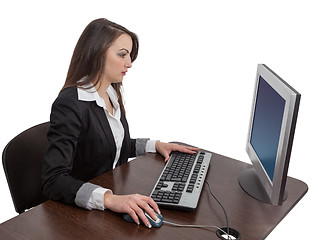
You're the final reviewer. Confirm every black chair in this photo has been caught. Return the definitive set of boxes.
[2,122,49,214]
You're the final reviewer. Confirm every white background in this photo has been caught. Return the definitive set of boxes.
[0,0,318,239]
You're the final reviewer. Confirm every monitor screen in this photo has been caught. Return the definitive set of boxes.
[239,64,300,205]
[250,76,285,182]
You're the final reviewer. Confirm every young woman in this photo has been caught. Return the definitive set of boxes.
[41,18,198,228]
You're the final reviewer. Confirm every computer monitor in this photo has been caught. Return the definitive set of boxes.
[238,64,301,205]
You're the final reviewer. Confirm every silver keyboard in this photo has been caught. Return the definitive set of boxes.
[150,151,212,211]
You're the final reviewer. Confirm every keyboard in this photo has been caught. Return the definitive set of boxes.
[150,150,212,211]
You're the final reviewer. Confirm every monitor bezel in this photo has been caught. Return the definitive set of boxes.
[246,64,300,205]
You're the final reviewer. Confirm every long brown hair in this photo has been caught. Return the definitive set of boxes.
[62,18,139,113]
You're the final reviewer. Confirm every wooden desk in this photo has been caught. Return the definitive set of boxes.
[0,151,308,240]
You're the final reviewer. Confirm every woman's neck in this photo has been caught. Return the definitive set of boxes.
[96,79,114,115]
[95,76,111,97]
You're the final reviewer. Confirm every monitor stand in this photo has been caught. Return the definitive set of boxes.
[238,168,288,204]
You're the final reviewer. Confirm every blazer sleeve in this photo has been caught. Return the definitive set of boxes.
[41,91,85,205]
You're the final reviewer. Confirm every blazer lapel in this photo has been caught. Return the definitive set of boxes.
[90,103,116,162]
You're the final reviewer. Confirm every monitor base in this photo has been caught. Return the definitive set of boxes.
[238,168,287,204]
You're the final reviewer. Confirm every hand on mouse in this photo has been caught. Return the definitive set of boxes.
[155,141,200,162]
[103,192,160,228]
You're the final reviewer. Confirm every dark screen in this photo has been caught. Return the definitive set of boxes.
[250,76,286,182]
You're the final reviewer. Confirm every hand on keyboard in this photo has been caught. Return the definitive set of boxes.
[155,142,200,162]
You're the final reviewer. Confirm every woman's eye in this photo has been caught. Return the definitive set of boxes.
[119,53,126,58]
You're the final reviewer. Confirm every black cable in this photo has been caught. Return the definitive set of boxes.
[205,180,229,237]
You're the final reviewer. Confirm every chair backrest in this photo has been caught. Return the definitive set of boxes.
[2,122,49,214]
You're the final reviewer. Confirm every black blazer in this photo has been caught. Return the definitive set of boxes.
[41,87,136,205]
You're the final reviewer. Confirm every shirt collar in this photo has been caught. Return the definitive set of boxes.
[77,78,119,111]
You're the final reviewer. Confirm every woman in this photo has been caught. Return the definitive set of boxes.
[41,18,198,228]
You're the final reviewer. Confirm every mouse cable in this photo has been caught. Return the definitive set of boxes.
[204,180,230,236]
[160,181,232,240]
[162,181,232,240]
[163,220,231,240]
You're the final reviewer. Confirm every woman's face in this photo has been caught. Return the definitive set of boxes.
[103,33,133,85]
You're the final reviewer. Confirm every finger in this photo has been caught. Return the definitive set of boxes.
[163,152,170,162]
[142,202,159,222]
[187,146,201,151]
[177,146,199,154]
[133,205,151,228]
[127,208,140,225]
[170,143,193,151]
[144,196,161,215]
[137,196,160,224]
[185,146,200,153]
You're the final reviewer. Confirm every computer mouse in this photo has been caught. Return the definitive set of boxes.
[122,209,164,228]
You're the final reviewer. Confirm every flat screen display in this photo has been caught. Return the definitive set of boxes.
[250,76,286,182]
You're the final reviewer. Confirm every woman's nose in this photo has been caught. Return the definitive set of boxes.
[125,57,132,68]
